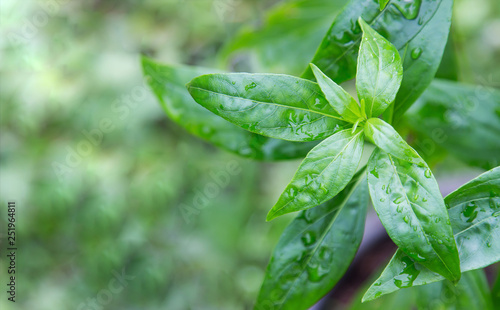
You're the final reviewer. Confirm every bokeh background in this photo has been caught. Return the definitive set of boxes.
[0,0,499,309]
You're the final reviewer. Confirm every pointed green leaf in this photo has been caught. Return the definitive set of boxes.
[310,63,362,123]
[379,0,390,10]
[363,167,500,302]
[405,79,500,169]
[357,18,403,118]
[187,73,348,142]
[141,57,319,160]
[267,129,364,220]
[367,148,460,283]
[256,171,368,309]
[364,118,420,164]
[302,0,453,121]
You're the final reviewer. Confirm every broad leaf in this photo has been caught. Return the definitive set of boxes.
[310,63,362,123]
[406,79,500,169]
[187,73,348,142]
[141,57,319,160]
[256,170,368,310]
[357,18,403,118]
[363,167,500,302]
[302,0,453,121]
[415,270,493,310]
[364,118,420,164]
[221,0,349,76]
[367,149,460,282]
[267,129,364,220]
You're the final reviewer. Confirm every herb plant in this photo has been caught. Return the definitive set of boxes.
[142,0,500,309]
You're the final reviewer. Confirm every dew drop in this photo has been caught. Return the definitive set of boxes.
[424,169,432,178]
[301,231,316,246]
[245,82,257,91]
[393,0,422,20]
[403,216,409,224]
[411,47,422,60]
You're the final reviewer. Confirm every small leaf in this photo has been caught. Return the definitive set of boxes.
[187,73,349,142]
[310,63,362,123]
[367,149,460,283]
[267,128,364,220]
[364,118,420,164]
[363,167,500,302]
[379,0,390,10]
[141,56,319,160]
[357,18,403,118]
[256,170,368,309]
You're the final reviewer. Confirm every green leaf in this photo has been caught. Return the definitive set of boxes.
[310,63,362,123]
[415,270,493,310]
[364,118,420,164]
[405,79,500,169]
[302,0,453,121]
[256,170,368,309]
[356,18,403,118]
[187,73,348,142]
[141,56,319,160]
[267,129,364,220]
[367,148,460,283]
[493,269,500,307]
[221,0,349,76]
[379,0,390,10]
[363,167,500,302]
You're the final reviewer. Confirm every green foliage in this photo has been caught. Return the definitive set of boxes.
[4,0,497,309]
[256,171,368,309]
[363,167,500,301]
[144,3,500,306]
[141,56,318,160]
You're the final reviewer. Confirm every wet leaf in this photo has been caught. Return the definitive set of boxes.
[364,118,420,163]
[302,0,453,121]
[310,63,362,123]
[256,170,368,309]
[405,79,500,169]
[363,167,500,302]
[356,18,403,118]
[367,148,460,283]
[141,57,319,160]
[267,129,364,220]
[187,73,349,142]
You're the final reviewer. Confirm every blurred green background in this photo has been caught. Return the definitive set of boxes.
[0,0,498,309]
